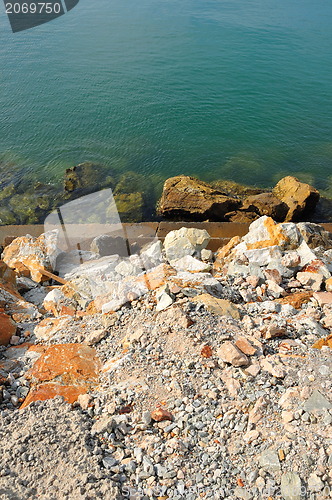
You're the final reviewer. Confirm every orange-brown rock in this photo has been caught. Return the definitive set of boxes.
[213,236,241,275]
[25,343,101,386]
[20,383,86,409]
[312,334,332,350]
[276,291,313,309]
[158,175,240,221]
[272,176,320,222]
[0,260,16,285]
[0,310,17,345]
[151,407,173,422]
[134,264,176,291]
[2,231,59,283]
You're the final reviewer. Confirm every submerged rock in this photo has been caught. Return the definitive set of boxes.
[64,162,112,195]
[113,192,143,222]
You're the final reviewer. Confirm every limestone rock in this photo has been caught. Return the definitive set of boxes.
[307,473,324,493]
[280,472,302,500]
[259,448,280,471]
[171,255,211,273]
[3,230,61,283]
[313,291,332,306]
[296,272,323,291]
[163,227,210,262]
[303,390,332,412]
[242,192,288,221]
[217,341,249,367]
[158,175,240,220]
[272,176,320,221]
[192,293,241,319]
[90,234,127,257]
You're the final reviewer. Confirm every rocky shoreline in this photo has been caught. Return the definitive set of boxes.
[0,216,332,498]
[1,161,332,225]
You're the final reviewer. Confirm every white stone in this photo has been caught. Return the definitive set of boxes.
[296,272,323,291]
[171,255,211,273]
[164,227,210,262]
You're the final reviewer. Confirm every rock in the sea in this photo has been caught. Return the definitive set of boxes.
[64,162,111,194]
[241,192,288,222]
[158,175,240,220]
[113,192,143,222]
[2,230,61,283]
[163,227,210,262]
[272,176,320,221]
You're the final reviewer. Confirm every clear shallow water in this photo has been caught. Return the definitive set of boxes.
[0,0,332,192]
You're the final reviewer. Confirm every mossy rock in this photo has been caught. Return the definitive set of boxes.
[113,192,143,222]
[114,171,148,196]
[64,162,112,195]
[9,194,49,224]
[0,206,17,225]
[0,183,16,203]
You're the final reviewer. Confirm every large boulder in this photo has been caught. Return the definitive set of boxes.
[2,230,61,283]
[272,176,320,221]
[242,192,288,222]
[158,176,240,221]
[163,227,210,261]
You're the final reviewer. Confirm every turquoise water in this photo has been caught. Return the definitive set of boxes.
[1,0,332,191]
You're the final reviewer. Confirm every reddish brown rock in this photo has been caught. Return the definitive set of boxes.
[0,310,17,346]
[158,175,240,221]
[20,383,86,409]
[201,345,213,358]
[272,176,320,222]
[235,337,257,356]
[25,344,101,386]
[151,407,173,422]
[0,260,16,285]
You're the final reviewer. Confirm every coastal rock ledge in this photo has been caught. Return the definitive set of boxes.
[158,174,320,223]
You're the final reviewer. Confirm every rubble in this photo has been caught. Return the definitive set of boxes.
[0,217,332,499]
